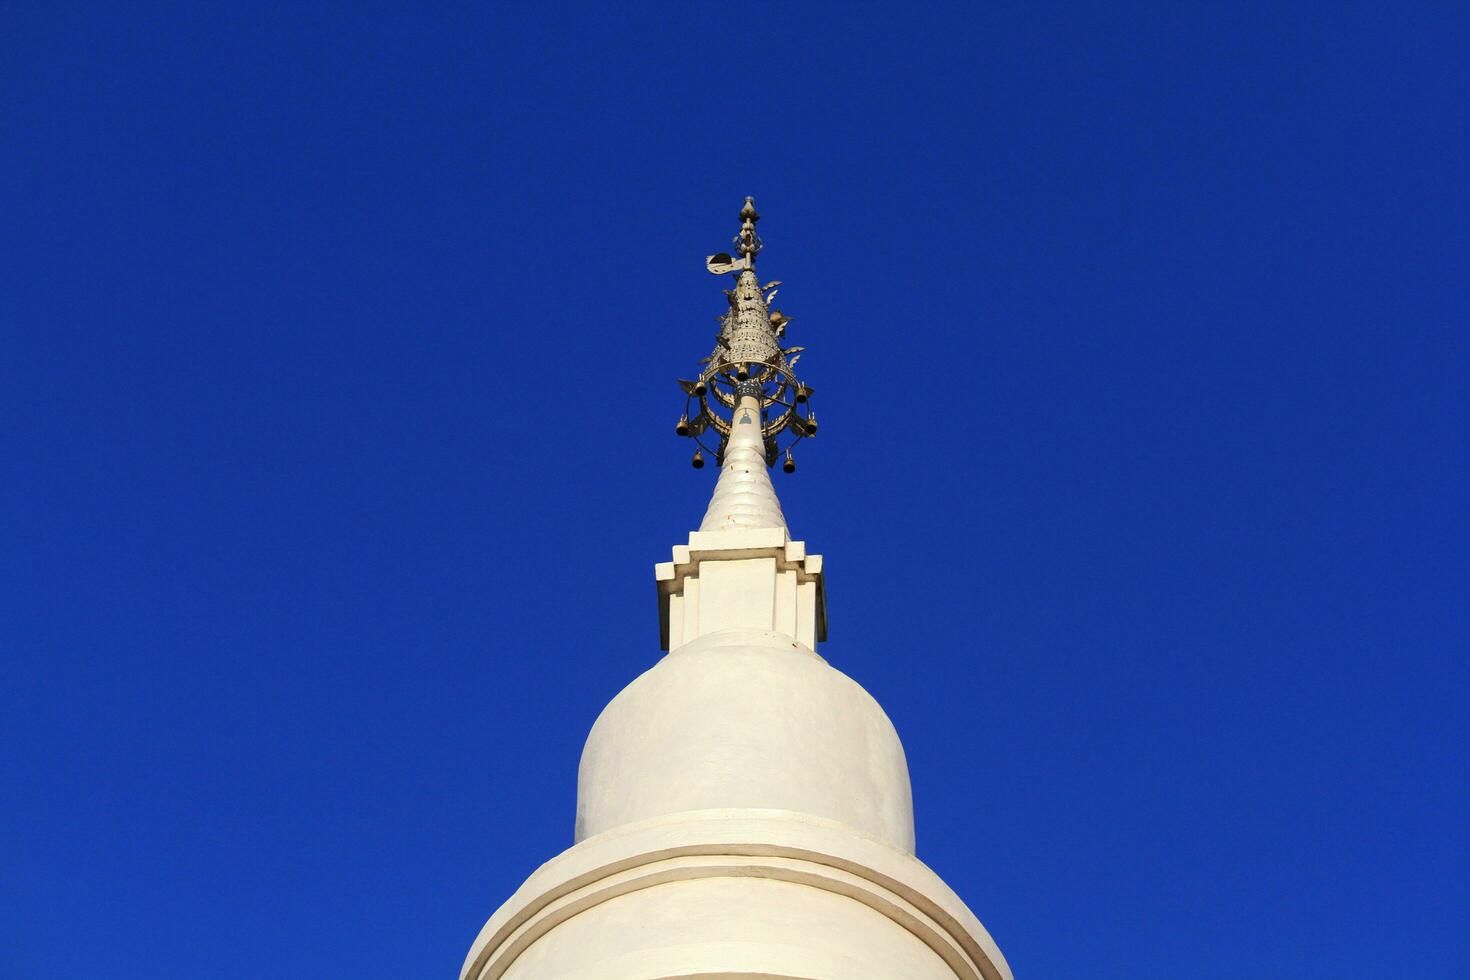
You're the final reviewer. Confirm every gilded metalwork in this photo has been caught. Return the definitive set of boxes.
[678,197,818,470]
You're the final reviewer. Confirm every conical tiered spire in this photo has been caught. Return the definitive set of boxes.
[699,387,786,530]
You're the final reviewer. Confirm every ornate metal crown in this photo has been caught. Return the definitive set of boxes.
[675,197,817,473]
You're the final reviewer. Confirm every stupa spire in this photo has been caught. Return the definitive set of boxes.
[675,197,817,514]
[657,199,828,652]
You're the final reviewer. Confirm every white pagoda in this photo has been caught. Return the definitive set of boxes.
[460,200,1012,980]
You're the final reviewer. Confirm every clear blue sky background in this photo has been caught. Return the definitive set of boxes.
[3,3,1466,978]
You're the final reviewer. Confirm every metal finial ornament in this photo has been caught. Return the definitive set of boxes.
[678,198,817,471]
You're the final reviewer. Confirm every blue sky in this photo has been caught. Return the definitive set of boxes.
[3,3,1467,977]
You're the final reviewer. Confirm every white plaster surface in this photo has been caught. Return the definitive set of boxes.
[657,532,825,652]
[697,558,777,636]
[575,628,915,852]
[499,876,951,980]
[700,395,786,532]
[461,809,1013,980]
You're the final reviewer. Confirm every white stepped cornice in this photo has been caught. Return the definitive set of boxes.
[655,527,826,651]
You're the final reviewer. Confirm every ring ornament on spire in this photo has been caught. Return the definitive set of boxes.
[679,197,817,470]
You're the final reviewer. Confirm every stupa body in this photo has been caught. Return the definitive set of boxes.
[461,202,1011,980]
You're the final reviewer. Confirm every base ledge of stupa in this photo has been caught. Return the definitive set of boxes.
[462,809,1011,980]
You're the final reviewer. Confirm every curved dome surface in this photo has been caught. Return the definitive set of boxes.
[575,627,916,852]
[500,875,955,980]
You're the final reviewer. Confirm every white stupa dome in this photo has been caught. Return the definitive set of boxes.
[575,627,916,852]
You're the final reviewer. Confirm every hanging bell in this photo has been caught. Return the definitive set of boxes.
[735,363,749,381]
[675,414,691,437]
[795,384,810,404]
[783,450,796,474]
[691,450,705,469]
[693,379,708,397]
[805,410,818,435]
